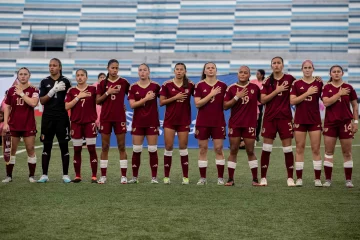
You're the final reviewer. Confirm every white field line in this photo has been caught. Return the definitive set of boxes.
[0,142,58,159]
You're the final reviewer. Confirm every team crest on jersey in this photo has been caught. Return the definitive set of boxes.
[229,128,233,134]
[294,124,300,129]
[203,89,207,92]
[121,122,126,127]
[185,89,189,93]
[284,81,288,85]
[251,89,254,94]
[136,91,139,94]
[300,87,304,90]
[323,128,328,132]
[172,88,176,91]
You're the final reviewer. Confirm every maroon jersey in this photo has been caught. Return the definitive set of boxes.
[96,77,130,122]
[65,85,97,124]
[290,78,323,125]
[261,74,296,121]
[128,81,160,128]
[159,79,195,126]
[224,82,260,128]
[4,85,39,131]
[194,80,227,127]
[322,82,358,127]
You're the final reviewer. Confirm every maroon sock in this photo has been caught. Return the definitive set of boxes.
[216,160,225,178]
[344,168,352,180]
[296,170,303,179]
[164,155,172,178]
[284,152,294,178]
[314,169,321,180]
[199,167,207,178]
[87,145,98,178]
[228,167,235,180]
[324,161,333,180]
[260,151,271,178]
[180,155,189,178]
[28,163,36,177]
[100,164,107,176]
[6,164,14,178]
[74,146,82,178]
[251,167,258,181]
[149,151,158,178]
[132,151,141,177]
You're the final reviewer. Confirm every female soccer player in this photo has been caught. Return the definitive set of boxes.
[159,63,194,185]
[290,60,323,187]
[65,69,98,183]
[38,58,72,183]
[224,66,261,186]
[94,72,106,128]
[250,69,265,142]
[2,67,39,183]
[260,56,296,187]
[194,62,227,185]
[322,65,358,188]
[96,59,130,184]
[128,63,160,184]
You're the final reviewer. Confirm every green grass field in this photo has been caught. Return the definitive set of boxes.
[0,117,359,240]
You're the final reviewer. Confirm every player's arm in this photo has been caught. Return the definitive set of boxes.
[40,81,66,105]
[159,93,187,106]
[351,99,359,133]
[96,85,119,104]
[21,94,38,108]
[260,82,288,104]
[2,104,10,133]
[195,86,221,108]
[224,87,247,110]
[322,87,350,107]
[290,86,318,105]
[129,91,155,109]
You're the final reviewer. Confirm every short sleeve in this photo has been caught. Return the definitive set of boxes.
[156,84,161,98]
[96,81,104,95]
[350,86,358,101]
[65,79,71,91]
[128,85,135,100]
[321,85,329,99]
[159,84,168,97]
[290,82,298,96]
[224,86,234,102]
[194,83,202,98]
[64,89,73,103]
[4,89,11,105]
[39,79,47,97]
[32,88,40,98]
[260,83,269,95]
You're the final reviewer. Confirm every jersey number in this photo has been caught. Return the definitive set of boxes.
[241,96,249,104]
[81,99,85,107]
[344,123,352,132]
[305,96,312,101]
[92,123,97,134]
[16,98,24,106]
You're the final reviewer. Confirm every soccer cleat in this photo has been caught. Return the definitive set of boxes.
[37,175,49,183]
[91,177,97,183]
[128,177,139,184]
[163,177,170,184]
[182,177,189,185]
[287,178,296,187]
[2,177,12,183]
[97,176,107,184]
[252,179,261,186]
[29,177,37,183]
[345,180,354,188]
[120,176,127,184]
[323,180,332,187]
[71,177,82,183]
[225,179,234,186]
[151,177,159,184]
[314,179,322,187]
[197,178,207,185]
[217,178,225,186]
[62,175,71,183]
[295,179,303,187]
[260,178,267,186]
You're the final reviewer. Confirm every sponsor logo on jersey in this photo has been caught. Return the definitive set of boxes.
[228,128,233,134]
[185,89,189,93]
[294,124,299,129]
[121,122,126,126]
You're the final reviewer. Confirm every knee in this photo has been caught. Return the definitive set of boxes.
[117,143,126,152]
[296,145,305,155]
[312,148,320,156]
[246,148,255,157]
[102,143,110,152]
[165,144,173,151]
[229,145,238,155]
[214,145,223,155]
[343,151,352,159]
[199,145,208,155]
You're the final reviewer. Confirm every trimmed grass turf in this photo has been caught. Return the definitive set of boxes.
[0,118,359,239]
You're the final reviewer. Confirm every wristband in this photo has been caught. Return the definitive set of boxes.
[354,120,359,124]
[234,96,239,101]
[20,93,25,97]
[105,92,109,96]
[75,97,79,102]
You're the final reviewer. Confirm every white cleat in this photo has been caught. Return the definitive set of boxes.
[323,180,331,187]
[37,175,49,183]
[163,177,170,184]
[217,178,225,186]
[287,178,296,187]
[151,177,159,184]
[97,176,107,184]
[197,178,207,185]
[2,177,12,183]
[314,179,322,187]
[295,179,303,187]
[29,177,37,183]
[120,176,127,184]
[345,180,354,188]
[62,175,71,183]
[260,178,267,186]
[128,177,139,184]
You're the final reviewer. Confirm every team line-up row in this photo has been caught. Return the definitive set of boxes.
[1,57,358,188]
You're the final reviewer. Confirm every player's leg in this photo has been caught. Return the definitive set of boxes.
[128,130,145,184]
[195,126,210,185]
[98,122,112,184]
[38,117,56,183]
[279,119,295,187]
[23,134,37,182]
[323,134,337,187]
[163,127,175,184]
[225,135,241,186]
[339,122,354,188]
[294,130,307,186]
[260,120,276,186]
[55,117,71,183]
[2,135,20,182]
[308,129,322,187]
[114,122,128,184]
[84,122,98,183]
[213,127,226,185]
[178,128,190,185]
[244,137,259,186]
[146,132,159,183]
[70,122,83,183]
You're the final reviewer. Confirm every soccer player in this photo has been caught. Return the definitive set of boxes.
[194,62,227,185]
[128,63,161,184]
[260,56,296,187]
[38,58,72,183]
[65,69,98,183]
[290,60,323,187]
[322,65,358,188]
[224,66,261,186]
[94,72,106,128]
[2,67,39,183]
[96,59,130,184]
[250,69,265,142]
[159,63,194,185]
